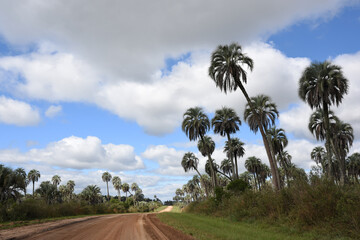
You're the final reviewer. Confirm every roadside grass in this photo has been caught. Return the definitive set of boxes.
[171,205,182,213]
[154,206,168,212]
[0,215,96,230]
[157,212,352,240]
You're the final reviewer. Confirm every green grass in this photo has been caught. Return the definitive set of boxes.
[157,212,352,240]
[0,215,93,230]
[154,206,168,212]
[171,205,182,213]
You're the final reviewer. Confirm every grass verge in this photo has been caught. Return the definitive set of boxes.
[154,206,168,212]
[157,212,352,240]
[0,215,97,230]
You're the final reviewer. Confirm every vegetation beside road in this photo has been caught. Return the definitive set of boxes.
[158,212,353,240]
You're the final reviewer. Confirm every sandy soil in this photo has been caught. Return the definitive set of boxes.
[0,206,193,240]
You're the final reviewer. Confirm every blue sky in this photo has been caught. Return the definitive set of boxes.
[0,0,359,200]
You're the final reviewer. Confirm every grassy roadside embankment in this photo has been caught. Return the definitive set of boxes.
[157,212,352,240]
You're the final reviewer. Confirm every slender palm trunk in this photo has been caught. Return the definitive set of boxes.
[195,168,208,198]
[106,181,109,201]
[234,155,239,179]
[329,138,347,185]
[117,189,121,199]
[267,135,282,189]
[253,173,258,191]
[217,169,232,181]
[323,103,334,181]
[226,133,237,180]
[32,181,35,196]
[238,83,280,190]
[200,134,217,189]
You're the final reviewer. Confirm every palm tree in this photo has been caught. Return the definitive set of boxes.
[102,172,112,200]
[131,183,139,195]
[182,107,217,188]
[220,158,233,179]
[224,138,245,179]
[51,175,61,190]
[347,153,360,183]
[122,183,130,197]
[27,169,40,196]
[112,176,122,199]
[197,135,218,187]
[66,180,75,200]
[81,185,102,205]
[212,107,241,179]
[181,152,201,177]
[311,146,326,173]
[331,120,354,185]
[276,151,292,187]
[299,61,348,180]
[244,94,280,189]
[14,168,27,196]
[245,156,262,190]
[209,43,280,190]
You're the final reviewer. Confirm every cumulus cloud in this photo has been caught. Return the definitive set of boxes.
[0,136,144,171]
[45,105,62,118]
[0,0,352,82]
[0,95,40,126]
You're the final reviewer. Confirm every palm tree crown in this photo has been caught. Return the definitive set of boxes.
[244,94,279,133]
[299,61,348,109]
[209,43,254,93]
[182,107,210,141]
[212,107,241,137]
[102,172,112,200]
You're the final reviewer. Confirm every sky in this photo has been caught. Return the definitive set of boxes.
[0,0,359,201]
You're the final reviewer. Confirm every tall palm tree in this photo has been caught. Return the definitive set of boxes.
[309,109,339,176]
[224,138,245,178]
[14,168,27,196]
[112,176,122,199]
[182,107,217,188]
[299,61,348,180]
[66,180,75,200]
[197,135,218,187]
[181,152,201,177]
[311,146,326,172]
[27,169,40,196]
[245,156,262,190]
[331,120,354,185]
[122,183,130,198]
[209,43,279,190]
[220,158,233,179]
[244,94,280,189]
[347,153,360,183]
[131,182,139,195]
[102,172,112,200]
[276,151,292,187]
[51,175,61,190]
[212,107,241,179]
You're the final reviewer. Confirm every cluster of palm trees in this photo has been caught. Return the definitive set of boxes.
[300,61,356,185]
[179,42,359,198]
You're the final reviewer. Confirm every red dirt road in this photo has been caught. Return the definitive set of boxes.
[0,206,193,240]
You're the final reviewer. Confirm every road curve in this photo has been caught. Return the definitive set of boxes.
[17,206,193,240]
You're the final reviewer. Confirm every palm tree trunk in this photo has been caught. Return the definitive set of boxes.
[237,83,280,190]
[226,133,237,180]
[267,135,282,189]
[253,173,258,191]
[200,134,217,189]
[217,169,232,181]
[322,103,334,181]
[32,181,35,196]
[234,155,239,180]
[195,168,208,198]
[106,182,109,201]
[329,138,347,185]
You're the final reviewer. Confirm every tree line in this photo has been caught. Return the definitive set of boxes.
[175,43,359,201]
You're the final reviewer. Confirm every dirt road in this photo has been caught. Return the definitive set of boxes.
[0,206,194,240]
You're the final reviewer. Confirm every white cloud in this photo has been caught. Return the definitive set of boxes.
[0,136,144,171]
[0,95,40,126]
[0,0,352,82]
[45,105,62,118]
